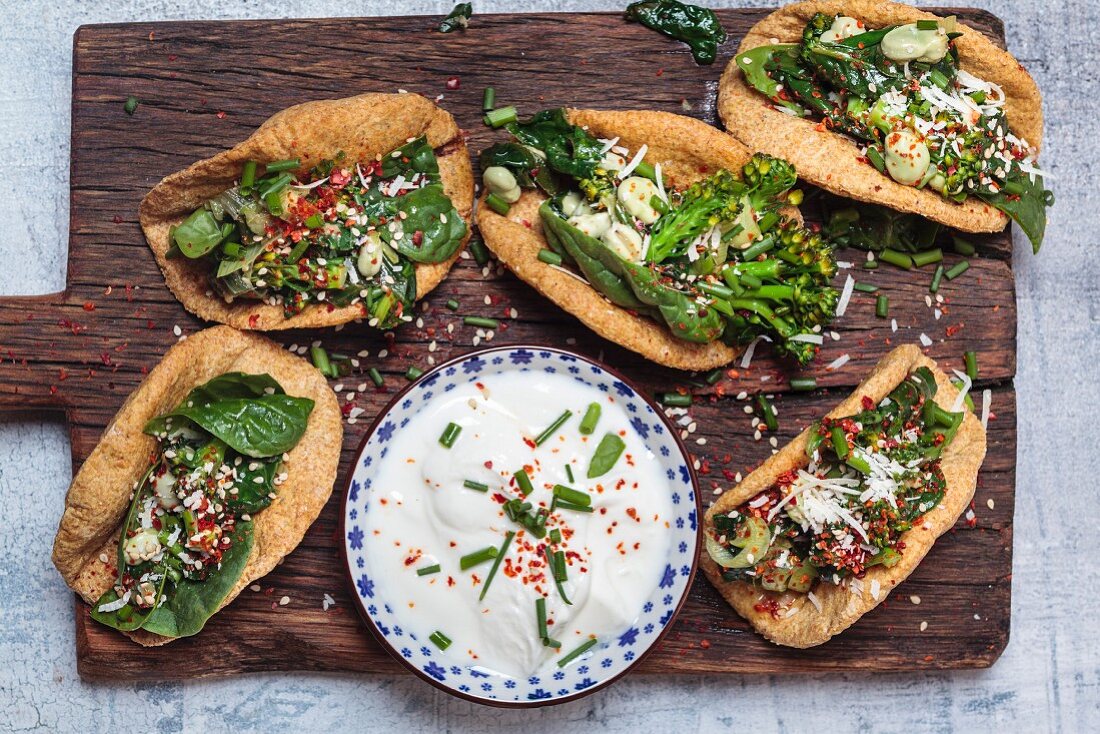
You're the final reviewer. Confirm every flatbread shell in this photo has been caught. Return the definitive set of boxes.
[140,93,474,330]
[701,344,987,647]
[718,0,1043,233]
[477,109,759,371]
[51,325,343,645]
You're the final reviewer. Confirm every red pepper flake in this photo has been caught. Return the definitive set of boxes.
[445,76,460,90]
[248,313,260,329]
[82,302,96,312]
[216,111,226,119]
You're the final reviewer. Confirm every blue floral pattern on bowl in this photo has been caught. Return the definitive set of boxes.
[342,346,699,706]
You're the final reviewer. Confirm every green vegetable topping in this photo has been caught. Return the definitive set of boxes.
[625,0,728,65]
[438,2,472,33]
[587,433,626,478]
[91,373,313,637]
[124,96,139,115]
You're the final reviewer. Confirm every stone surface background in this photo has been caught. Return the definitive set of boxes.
[0,1,1096,731]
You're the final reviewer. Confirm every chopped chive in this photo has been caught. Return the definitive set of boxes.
[879,248,913,269]
[463,316,500,329]
[484,105,517,128]
[479,531,515,601]
[553,499,594,513]
[536,596,548,642]
[579,403,601,435]
[660,392,693,407]
[469,238,491,266]
[875,294,890,319]
[445,298,460,311]
[853,282,878,293]
[945,260,970,280]
[240,161,257,192]
[552,484,591,507]
[952,236,976,256]
[545,637,562,649]
[368,367,384,387]
[405,366,424,381]
[429,630,452,650]
[964,350,979,380]
[287,237,310,263]
[124,95,139,115]
[705,368,724,385]
[930,264,945,293]
[264,190,285,216]
[863,260,880,270]
[536,410,573,446]
[739,236,775,262]
[482,86,496,112]
[916,19,940,30]
[463,479,489,492]
[417,564,441,576]
[789,377,818,392]
[846,453,872,475]
[514,469,534,496]
[544,546,572,604]
[549,528,562,544]
[258,172,293,198]
[911,248,943,267]
[310,346,333,377]
[633,161,657,182]
[485,193,511,215]
[538,248,563,266]
[757,394,778,432]
[564,464,575,483]
[439,422,462,448]
[552,550,567,581]
[459,546,498,571]
[866,146,886,173]
[557,638,598,668]
[829,425,850,460]
[265,158,300,173]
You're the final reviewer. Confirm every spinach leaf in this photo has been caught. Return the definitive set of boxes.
[391,183,467,263]
[735,45,806,116]
[439,2,472,33]
[140,521,255,638]
[617,259,726,343]
[625,0,727,65]
[229,456,280,514]
[144,373,314,459]
[480,143,559,195]
[587,433,626,478]
[540,203,652,312]
[975,172,1051,253]
[381,136,441,183]
[172,209,228,258]
[823,201,941,252]
[369,255,417,329]
[507,109,604,181]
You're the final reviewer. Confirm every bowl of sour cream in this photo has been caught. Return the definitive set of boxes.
[341,346,700,706]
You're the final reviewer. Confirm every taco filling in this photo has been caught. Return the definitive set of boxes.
[735,13,1053,251]
[168,137,467,328]
[481,108,839,364]
[90,372,314,638]
[705,366,963,604]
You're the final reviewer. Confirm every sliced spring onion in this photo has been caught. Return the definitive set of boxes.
[553,499,593,513]
[757,395,778,432]
[660,392,692,407]
[469,238,491,267]
[552,484,591,507]
[789,377,818,392]
[446,298,460,311]
[484,105,517,128]
[549,528,562,544]
[463,479,489,492]
[429,630,452,650]
[459,546,498,571]
[464,316,499,329]
[912,248,943,267]
[705,368,724,385]
[482,86,496,111]
[538,248,563,266]
[853,282,878,293]
[123,96,139,115]
[536,410,573,446]
[875,294,890,319]
[439,422,462,448]
[557,638,598,668]
[952,236,976,256]
[479,531,514,601]
[485,193,511,215]
[945,260,970,280]
[265,158,300,173]
[405,366,424,381]
[310,346,333,377]
[544,546,572,604]
[514,469,534,496]
[830,425,850,460]
[536,596,548,642]
[930,264,945,293]
[564,464,575,483]
[879,249,913,269]
[368,368,384,387]
[964,350,979,380]
[240,160,257,192]
[417,564,441,576]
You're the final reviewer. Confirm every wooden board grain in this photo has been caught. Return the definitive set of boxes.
[0,7,1016,679]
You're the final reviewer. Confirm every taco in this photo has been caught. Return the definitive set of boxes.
[718,0,1052,252]
[140,93,474,330]
[52,326,342,645]
[476,108,839,371]
[701,344,986,647]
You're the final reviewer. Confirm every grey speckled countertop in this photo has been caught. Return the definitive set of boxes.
[1,1,1097,732]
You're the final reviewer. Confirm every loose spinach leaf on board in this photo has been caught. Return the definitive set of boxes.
[140,521,255,638]
[439,2,472,33]
[143,373,314,458]
[625,0,728,65]
[390,184,467,263]
[506,109,604,181]
[975,172,1051,254]
[587,433,626,478]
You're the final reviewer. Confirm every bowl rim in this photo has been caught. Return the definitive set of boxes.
[338,343,702,708]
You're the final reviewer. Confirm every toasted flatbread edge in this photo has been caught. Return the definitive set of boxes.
[139,93,474,330]
[717,0,1043,233]
[51,325,343,646]
[476,108,767,372]
[700,344,987,648]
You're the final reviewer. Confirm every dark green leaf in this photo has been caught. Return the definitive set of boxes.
[975,173,1050,253]
[380,136,441,182]
[625,0,728,65]
[506,109,604,181]
[479,142,560,195]
[390,184,467,263]
[439,2,472,32]
[823,200,942,253]
[228,457,280,514]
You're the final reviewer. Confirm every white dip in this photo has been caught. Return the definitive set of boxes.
[363,369,675,678]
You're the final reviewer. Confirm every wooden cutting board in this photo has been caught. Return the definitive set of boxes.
[0,7,1017,680]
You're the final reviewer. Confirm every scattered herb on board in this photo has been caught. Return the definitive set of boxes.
[439,3,472,33]
[625,0,727,65]
[124,96,139,115]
